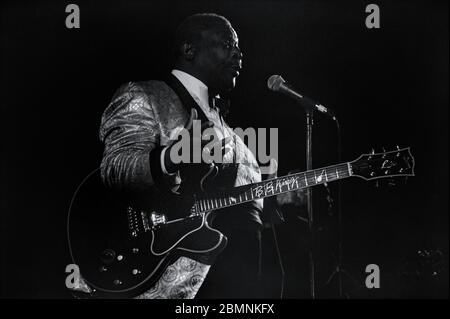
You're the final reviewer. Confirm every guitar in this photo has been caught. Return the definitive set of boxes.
[67,147,415,298]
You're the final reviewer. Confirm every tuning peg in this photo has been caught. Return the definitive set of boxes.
[369,148,375,159]
[396,145,401,157]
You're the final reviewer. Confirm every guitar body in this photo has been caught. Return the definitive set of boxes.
[67,148,415,298]
[67,168,227,298]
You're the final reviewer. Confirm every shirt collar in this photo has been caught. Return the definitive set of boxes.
[171,69,209,109]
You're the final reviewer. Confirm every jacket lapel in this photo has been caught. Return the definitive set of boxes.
[164,74,209,123]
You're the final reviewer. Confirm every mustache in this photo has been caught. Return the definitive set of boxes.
[228,61,242,70]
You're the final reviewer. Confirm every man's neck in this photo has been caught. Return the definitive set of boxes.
[172,65,221,96]
[173,65,205,84]
[171,69,210,111]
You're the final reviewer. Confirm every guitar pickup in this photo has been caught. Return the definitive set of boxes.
[127,206,140,237]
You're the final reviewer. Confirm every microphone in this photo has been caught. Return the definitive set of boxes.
[267,75,336,119]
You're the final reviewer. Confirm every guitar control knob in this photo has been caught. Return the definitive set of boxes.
[132,269,141,275]
[132,248,139,254]
[113,279,122,286]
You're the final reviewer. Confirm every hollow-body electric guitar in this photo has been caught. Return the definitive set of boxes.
[67,147,414,298]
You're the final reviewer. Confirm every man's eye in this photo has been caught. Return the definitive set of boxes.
[223,41,236,49]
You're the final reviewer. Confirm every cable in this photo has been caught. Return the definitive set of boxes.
[323,116,345,297]
[334,117,344,297]
[270,212,285,299]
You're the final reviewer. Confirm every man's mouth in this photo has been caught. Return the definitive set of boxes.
[229,64,242,77]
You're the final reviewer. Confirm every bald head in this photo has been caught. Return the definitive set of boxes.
[173,13,233,61]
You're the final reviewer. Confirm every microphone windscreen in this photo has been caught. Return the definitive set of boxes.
[267,75,285,91]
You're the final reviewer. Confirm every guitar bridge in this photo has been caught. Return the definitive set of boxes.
[149,211,166,229]
[127,208,167,234]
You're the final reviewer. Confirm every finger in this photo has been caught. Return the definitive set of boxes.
[222,147,232,157]
[205,135,215,144]
[221,137,232,149]
[200,120,214,131]
[185,108,198,131]
[202,145,211,155]
[266,158,278,177]
[200,121,215,142]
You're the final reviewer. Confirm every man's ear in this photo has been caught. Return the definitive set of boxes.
[181,42,195,61]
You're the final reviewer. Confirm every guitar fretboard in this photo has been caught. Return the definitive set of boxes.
[194,162,353,213]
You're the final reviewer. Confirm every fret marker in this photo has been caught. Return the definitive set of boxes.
[347,162,353,176]
[316,169,327,183]
[316,174,323,183]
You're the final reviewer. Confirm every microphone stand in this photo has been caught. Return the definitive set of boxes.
[324,117,357,298]
[305,110,315,299]
[306,112,353,298]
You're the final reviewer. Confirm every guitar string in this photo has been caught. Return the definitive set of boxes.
[193,156,410,214]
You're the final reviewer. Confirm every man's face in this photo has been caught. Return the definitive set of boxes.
[196,26,243,95]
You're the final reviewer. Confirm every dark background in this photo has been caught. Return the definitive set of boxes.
[1,0,448,298]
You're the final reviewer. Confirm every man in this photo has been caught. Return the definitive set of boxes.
[99,13,263,298]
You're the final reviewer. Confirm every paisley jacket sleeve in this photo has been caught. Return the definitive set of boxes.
[99,82,165,193]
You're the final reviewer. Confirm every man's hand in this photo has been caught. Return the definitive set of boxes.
[163,109,228,174]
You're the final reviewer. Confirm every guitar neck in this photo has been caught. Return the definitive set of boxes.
[194,161,353,213]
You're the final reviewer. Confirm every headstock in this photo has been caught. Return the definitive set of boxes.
[351,147,415,181]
